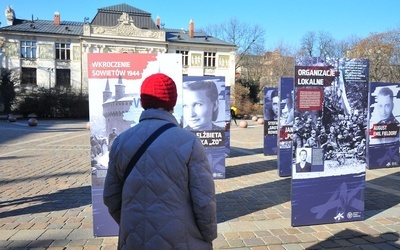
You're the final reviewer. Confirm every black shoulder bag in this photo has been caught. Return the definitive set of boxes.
[123,123,176,182]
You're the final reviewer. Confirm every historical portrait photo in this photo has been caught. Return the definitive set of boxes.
[295,148,312,173]
[264,88,279,121]
[182,79,225,131]
[369,85,400,145]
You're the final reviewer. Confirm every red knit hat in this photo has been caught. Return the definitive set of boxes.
[140,73,177,111]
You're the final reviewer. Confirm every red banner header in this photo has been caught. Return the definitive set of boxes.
[88,53,157,80]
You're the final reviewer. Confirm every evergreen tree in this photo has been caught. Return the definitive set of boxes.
[0,69,16,114]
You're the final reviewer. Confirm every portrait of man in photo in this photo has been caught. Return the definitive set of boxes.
[296,148,312,173]
[375,87,399,124]
[369,85,400,145]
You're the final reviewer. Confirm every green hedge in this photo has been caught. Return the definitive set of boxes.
[16,91,89,118]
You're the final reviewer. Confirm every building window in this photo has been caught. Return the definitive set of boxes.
[56,69,71,88]
[21,41,37,58]
[21,68,37,85]
[55,43,71,60]
[204,52,216,68]
[176,50,189,67]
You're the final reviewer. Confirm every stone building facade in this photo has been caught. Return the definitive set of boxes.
[0,3,237,94]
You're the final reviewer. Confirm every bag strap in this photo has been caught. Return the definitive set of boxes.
[123,123,176,182]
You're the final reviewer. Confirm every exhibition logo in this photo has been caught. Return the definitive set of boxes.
[334,212,344,221]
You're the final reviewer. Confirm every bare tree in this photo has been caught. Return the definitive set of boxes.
[347,31,400,82]
[389,27,400,81]
[318,31,336,57]
[199,17,266,70]
[299,31,337,58]
[0,69,16,113]
[297,28,400,82]
[200,17,267,114]
[334,35,362,58]
[300,31,316,57]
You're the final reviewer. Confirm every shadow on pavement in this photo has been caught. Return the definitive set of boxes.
[0,170,89,185]
[365,170,400,218]
[221,157,400,225]
[306,230,399,249]
[225,159,278,179]
[216,178,291,223]
[228,147,265,158]
[0,186,92,219]
[0,155,31,161]
[0,119,88,145]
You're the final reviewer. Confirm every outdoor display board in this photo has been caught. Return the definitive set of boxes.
[291,57,369,226]
[367,82,400,169]
[88,53,182,236]
[183,76,226,179]
[225,86,231,157]
[264,87,278,155]
[278,77,294,177]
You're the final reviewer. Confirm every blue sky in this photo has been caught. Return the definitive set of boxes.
[2,0,400,50]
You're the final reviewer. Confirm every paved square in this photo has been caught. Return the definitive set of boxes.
[0,119,399,249]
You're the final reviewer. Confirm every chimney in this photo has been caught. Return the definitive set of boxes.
[54,12,60,25]
[189,19,194,38]
[156,15,160,29]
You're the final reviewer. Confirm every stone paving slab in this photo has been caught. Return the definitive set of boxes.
[0,119,399,249]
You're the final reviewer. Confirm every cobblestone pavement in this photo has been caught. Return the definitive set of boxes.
[0,118,399,249]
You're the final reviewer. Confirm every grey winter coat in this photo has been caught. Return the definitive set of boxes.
[103,109,217,250]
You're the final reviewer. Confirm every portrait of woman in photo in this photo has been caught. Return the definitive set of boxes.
[183,80,224,131]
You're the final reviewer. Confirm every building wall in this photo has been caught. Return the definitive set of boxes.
[0,20,236,95]
[169,44,236,87]
[0,35,83,90]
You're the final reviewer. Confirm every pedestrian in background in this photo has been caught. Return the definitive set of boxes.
[230,107,237,126]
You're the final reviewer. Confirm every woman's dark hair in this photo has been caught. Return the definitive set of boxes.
[271,89,278,99]
[183,81,219,121]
